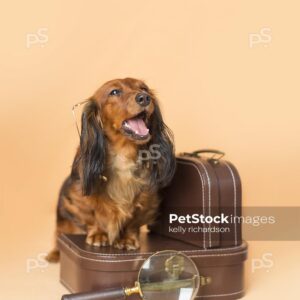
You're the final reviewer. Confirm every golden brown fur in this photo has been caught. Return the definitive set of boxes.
[46,78,175,262]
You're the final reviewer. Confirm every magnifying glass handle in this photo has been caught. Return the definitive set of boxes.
[61,287,126,300]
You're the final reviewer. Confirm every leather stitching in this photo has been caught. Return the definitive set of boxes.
[59,238,247,263]
[60,237,247,256]
[195,290,244,298]
[197,161,212,248]
[177,159,207,248]
[224,162,238,246]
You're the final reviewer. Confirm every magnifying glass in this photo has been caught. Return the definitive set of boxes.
[61,250,210,300]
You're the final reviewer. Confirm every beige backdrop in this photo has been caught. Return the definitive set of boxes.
[0,1,299,299]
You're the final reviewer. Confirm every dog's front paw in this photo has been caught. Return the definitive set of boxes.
[45,249,60,263]
[86,232,109,247]
[113,236,140,251]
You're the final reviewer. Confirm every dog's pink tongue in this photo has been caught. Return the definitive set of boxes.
[127,118,149,136]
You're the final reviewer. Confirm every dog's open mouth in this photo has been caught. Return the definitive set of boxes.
[122,111,150,140]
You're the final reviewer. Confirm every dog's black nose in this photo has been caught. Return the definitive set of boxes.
[135,93,151,107]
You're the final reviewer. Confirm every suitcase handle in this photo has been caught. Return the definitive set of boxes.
[181,149,225,163]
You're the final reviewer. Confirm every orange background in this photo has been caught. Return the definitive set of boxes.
[0,1,299,299]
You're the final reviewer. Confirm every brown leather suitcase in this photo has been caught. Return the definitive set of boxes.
[150,150,242,249]
[59,232,247,300]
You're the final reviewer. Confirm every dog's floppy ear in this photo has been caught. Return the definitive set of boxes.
[148,103,176,188]
[73,99,106,196]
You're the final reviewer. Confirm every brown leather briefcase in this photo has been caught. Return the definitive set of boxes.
[59,233,247,300]
[151,149,242,249]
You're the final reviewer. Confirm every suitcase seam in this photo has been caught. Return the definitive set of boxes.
[223,162,238,246]
[61,278,244,299]
[177,158,217,248]
[59,235,247,256]
[59,238,247,262]
[195,289,244,298]
[197,160,213,248]
[177,159,207,248]
[189,250,247,258]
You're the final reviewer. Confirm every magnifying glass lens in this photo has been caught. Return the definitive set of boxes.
[138,251,199,300]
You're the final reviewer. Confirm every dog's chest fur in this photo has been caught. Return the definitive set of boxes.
[106,153,150,207]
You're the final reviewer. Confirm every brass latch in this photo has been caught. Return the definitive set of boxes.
[199,275,212,286]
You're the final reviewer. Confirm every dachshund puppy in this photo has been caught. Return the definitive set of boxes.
[46,78,175,262]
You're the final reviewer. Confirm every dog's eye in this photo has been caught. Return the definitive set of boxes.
[109,89,121,96]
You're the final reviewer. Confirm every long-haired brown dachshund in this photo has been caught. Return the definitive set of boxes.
[46,78,176,262]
